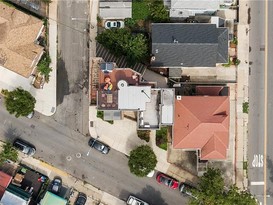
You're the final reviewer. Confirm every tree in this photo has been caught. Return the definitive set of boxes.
[0,142,18,165]
[189,167,257,205]
[149,0,170,23]
[96,28,148,65]
[128,145,157,177]
[3,88,36,118]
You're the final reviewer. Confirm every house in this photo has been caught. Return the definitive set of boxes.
[0,2,44,78]
[39,191,67,205]
[99,0,132,19]
[151,23,229,68]
[0,171,12,199]
[0,184,32,205]
[96,64,174,129]
[170,0,233,18]
[173,86,230,160]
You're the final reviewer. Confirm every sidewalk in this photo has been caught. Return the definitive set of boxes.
[235,0,250,190]
[0,1,57,116]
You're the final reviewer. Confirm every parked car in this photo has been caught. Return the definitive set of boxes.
[156,173,179,189]
[74,192,87,205]
[13,139,36,156]
[147,170,155,178]
[50,177,62,194]
[26,111,34,119]
[104,20,124,29]
[88,137,110,154]
[179,182,197,199]
[127,195,149,205]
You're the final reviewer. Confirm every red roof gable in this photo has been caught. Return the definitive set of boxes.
[0,171,12,199]
[173,96,230,160]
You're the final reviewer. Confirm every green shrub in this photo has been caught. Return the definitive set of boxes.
[0,142,18,165]
[137,130,150,142]
[97,110,104,119]
[125,18,137,28]
[243,102,249,114]
[96,111,114,124]
[156,127,168,150]
[37,53,52,82]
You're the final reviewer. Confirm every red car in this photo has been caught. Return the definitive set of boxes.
[156,173,179,189]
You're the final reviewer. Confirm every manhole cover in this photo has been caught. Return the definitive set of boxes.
[66,156,72,161]
[76,153,81,158]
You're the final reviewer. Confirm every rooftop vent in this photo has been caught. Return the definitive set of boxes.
[176,95,182,100]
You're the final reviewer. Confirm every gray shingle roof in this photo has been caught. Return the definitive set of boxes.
[151,23,228,68]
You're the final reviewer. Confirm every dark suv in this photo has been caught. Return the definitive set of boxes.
[13,139,36,156]
[88,137,110,154]
[179,183,197,199]
[74,192,87,205]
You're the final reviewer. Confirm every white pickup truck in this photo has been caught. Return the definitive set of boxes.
[126,195,149,205]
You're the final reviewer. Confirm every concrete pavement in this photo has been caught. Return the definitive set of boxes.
[235,0,250,190]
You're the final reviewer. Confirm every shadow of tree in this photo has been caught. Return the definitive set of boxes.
[139,185,168,205]
[56,57,70,106]
[119,185,168,205]
[3,125,21,142]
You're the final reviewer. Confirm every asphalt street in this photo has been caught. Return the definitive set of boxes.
[0,104,188,205]
[54,0,90,136]
[248,1,273,204]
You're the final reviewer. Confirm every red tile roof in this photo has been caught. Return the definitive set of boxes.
[173,96,229,160]
[0,171,12,199]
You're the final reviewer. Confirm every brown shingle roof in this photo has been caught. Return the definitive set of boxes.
[0,2,44,77]
[173,96,229,160]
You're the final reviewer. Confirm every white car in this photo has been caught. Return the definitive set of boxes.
[104,20,124,29]
[127,195,149,205]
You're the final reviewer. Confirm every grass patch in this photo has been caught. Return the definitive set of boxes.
[242,102,249,114]
[132,0,150,20]
[137,130,151,142]
[96,110,114,124]
[0,0,15,7]
[156,127,168,150]
[243,161,248,170]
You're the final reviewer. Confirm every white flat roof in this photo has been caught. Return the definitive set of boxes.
[161,89,174,124]
[99,2,132,19]
[118,84,151,111]
[0,191,28,205]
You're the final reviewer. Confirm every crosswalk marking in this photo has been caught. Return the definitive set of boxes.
[250,181,265,185]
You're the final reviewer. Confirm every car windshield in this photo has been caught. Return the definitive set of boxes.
[112,22,116,27]
[117,22,121,27]
[93,142,104,151]
[107,22,111,27]
[161,177,172,186]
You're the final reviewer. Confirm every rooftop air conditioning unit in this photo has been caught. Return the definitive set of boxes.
[176,95,182,100]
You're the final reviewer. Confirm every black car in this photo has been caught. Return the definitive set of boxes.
[74,192,87,205]
[13,139,36,156]
[88,137,110,154]
[50,177,62,194]
[179,183,197,199]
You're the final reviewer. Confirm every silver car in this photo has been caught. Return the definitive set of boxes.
[127,195,149,205]
[13,139,36,156]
